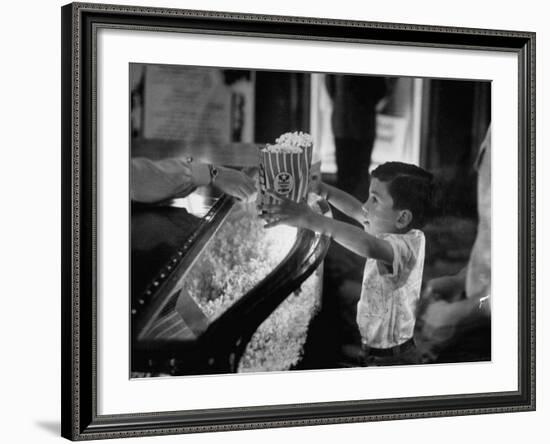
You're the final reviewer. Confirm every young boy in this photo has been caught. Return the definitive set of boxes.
[260,162,433,366]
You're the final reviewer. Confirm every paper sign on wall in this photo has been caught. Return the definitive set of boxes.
[143,66,231,148]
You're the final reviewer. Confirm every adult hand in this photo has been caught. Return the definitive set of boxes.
[415,295,475,363]
[214,167,257,202]
[259,192,315,229]
[419,300,461,333]
[423,270,466,302]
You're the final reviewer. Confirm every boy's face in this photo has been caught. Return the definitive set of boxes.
[361,178,408,235]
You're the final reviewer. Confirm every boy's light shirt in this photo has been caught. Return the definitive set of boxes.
[357,229,425,348]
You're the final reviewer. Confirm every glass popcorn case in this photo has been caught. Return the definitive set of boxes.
[131,186,330,377]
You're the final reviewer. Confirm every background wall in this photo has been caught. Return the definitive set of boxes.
[0,0,546,443]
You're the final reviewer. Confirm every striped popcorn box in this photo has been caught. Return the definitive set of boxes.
[258,132,313,206]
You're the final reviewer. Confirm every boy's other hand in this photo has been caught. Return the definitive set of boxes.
[308,178,327,199]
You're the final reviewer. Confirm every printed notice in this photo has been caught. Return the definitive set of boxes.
[143,66,231,147]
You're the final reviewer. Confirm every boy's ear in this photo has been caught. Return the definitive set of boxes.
[396,209,413,229]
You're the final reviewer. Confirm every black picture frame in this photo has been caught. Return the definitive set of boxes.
[61,2,536,440]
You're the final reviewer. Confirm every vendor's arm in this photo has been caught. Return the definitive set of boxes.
[131,157,209,204]
[261,192,393,263]
[131,157,256,204]
[316,182,365,223]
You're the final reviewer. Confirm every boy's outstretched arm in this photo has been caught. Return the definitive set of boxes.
[310,215,393,263]
[317,182,365,223]
[261,192,393,264]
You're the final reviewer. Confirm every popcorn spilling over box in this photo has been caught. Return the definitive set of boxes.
[258,132,313,206]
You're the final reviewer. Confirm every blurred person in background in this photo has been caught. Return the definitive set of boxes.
[416,124,492,363]
[325,74,388,202]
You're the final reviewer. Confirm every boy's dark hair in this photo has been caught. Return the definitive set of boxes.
[371,162,434,229]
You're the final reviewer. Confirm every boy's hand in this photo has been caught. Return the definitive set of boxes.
[259,191,316,229]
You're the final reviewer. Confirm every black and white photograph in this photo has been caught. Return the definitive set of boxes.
[57,2,537,441]
[3,0,547,442]
[130,63,492,377]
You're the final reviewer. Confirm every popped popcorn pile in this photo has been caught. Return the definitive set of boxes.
[275,131,313,149]
[261,144,303,153]
[261,131,313,153]
[186,203,321,372]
